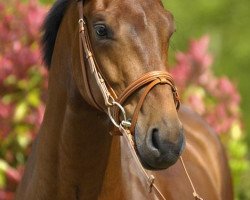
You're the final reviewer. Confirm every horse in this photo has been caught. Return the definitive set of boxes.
[15,0,233,199]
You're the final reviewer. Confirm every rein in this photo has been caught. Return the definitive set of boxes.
[76,0,203,199]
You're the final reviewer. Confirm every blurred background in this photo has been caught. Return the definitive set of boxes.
[0,0,249,199]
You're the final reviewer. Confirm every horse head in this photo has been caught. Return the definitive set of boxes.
[70,0,185,170]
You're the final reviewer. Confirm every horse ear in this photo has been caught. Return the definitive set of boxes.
[158,0,164,7]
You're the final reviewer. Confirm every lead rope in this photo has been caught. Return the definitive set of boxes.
[120,127,204,200]
[180,156,204,200]
[119,126,167,200]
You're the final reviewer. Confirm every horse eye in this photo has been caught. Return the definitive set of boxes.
[94,24,108,38]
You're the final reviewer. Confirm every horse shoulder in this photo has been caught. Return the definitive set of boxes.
[178,105,233,200]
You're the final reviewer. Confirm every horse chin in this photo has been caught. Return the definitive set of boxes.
[134,145,180,170]
[134,129,186,171]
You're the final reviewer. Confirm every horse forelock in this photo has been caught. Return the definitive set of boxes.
[41,0,70,69]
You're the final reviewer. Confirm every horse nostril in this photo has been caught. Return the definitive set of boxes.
[136,125,185,169]
[147,126,185,156]
[151,128,160,150]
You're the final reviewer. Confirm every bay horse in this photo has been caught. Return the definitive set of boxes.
[15,0,233,199]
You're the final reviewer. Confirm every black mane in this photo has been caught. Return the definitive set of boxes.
[41,0,70,69]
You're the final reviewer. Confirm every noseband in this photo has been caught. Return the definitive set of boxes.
[76,1,203,200]
[77,1,180,134]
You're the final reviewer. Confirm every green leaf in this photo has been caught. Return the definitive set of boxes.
[14,102,28,122]
[0,160,8,188]
[4,75,17,86]
[17,131,32,149]
[0,171,6,188]
[0,160,8,172]
[27,89,41,107]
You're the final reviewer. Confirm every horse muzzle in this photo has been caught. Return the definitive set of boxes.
[134,122,185,170]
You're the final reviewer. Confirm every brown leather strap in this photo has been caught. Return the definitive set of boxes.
[111,71,180,135]
[77,0,180,132]
[82,12,117,100]
[78,1,117,111]
[130,79,161,133]
[129,77,176,133]
[78,2,102,110]
[117,71,175,105]
[79,33,103,110]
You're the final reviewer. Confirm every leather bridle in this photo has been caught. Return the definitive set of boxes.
[76,0,203,199]
[77,0,180,133]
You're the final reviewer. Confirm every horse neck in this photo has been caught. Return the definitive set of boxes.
[33,8,114,199]
[21,3,145,199]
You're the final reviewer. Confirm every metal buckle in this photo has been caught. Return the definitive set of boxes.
[107,101,131,128]
[78,18,85,32]
[96,73,114,107]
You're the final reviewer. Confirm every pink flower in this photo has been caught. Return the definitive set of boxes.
[188,95,205,115]
[0,58,12,84]
[6,167,21,185]
[217,77,241,104]
[171,35,242,135]
[218,77,235,94]
[0,103,12,119]
[13,0,46,39]
[189,35,213,70]
[0,3,4,12]
[0,190,14,200]
[170,52,192,90]
[0,0,49,197]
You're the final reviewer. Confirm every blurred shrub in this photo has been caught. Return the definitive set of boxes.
[171,36,241,135]
[0,0,47,199]
[0,1,248,200]
[170,36,250,200]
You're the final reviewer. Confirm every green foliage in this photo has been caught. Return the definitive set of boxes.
[227,129,250,200]
[39,0,53,4]
[0,1,47,198]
